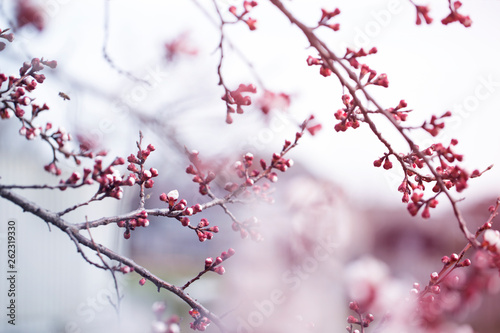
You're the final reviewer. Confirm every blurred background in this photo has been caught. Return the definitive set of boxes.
[1,0,500,332]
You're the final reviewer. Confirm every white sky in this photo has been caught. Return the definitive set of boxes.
[2,0,500,208]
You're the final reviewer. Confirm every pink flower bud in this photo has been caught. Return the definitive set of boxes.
[407,202,420,216]
[268,172,278,183]
[349,301,359,312]
[199,218,209,227]
[205,257,213,268]
[430,285,441,294]
[43,60,57,68]
[383,158,392,170]
[419,205,430,219]
[167,189,179,201]
[213,266,225,275]
[180,217,190,226]
[205,171,216,183]
[139,278,146,286]
[428,199,438,208]
[223,182,234,192]
[142,169,152,179]
[193,204,203,213]
[144,179,154,188]
[186,165,196,174]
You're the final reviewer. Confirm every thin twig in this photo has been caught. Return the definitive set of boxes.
[102,0,150,86]
[86,220,122,314]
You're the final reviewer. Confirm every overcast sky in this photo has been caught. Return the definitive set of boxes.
[2,0,500,208]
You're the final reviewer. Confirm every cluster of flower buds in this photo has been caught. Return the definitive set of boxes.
[0,57,100,176]
[151,302,181,333]
[1,57,55,123]
[229,150,293,199]
[185,150,216,195]
[222,83,257,124]
[76,136,105,160]
[16,0,45,31]
[225,155,275,204]
[345,301,374,332]
[433,143,469,193]
[410,253,471,304]
[227,121,311,240]
[224,118,305,203]
[83,156,136,198]
[414,5,433,25]
[117,210,150,239]
[231,216,262,241]
[377,136,477,219]
[304,114,322,136]
[441,1,472,27]
[421,111,451,137]
[228,1,258,31]
[318,8,341,31]
[373,154,393,170]
[119,265,134,274]
[441,252,471,267]
[127,143,158,189]
[164,32,198,62]
[405,187,438,219]
[43,136,107,177]
[205,248,235,276]
[0,28,14,51]
[306,55,331,77]
[57,171,87,190]
[257,90,290,115]
[189,308,210,331]
[195,218,219,242]
[478,217,500,275]
[234,153,261,187]
[343,47,378,70]
[334,94,361,132]
[387,99,410,122]
[409,281,439,305]
[159,189,208,234]
[159,190,216,241]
